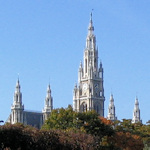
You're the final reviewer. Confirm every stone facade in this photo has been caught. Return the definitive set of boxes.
[6,14,142,127]
[6,79,53,129]
[73,13,105,116]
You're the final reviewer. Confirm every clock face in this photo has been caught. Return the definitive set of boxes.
[83,83,88,91]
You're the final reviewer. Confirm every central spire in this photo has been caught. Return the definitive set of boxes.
[15,78,20,93]
[86,12,96,50]
[73,13,105,117]
[88,12,94,36]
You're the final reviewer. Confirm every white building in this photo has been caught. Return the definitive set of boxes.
[6,13,142,128]
[6,79,53,129]
[73,13,105,116]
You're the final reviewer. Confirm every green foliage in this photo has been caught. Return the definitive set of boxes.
[2,109,149,149]
[75,111,114,137]
[43,105,114,139]
[42,105,75,130]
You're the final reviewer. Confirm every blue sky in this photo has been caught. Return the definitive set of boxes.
[0,1,150,124]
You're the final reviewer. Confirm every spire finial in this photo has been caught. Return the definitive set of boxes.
[136,92,138,100]
[90,12,92,21]
[88,10,94,35]
[49,76,51,86]
[90,9,94,22]
[17,73,19,82]
[111,88,113,96]
[15,74,21,91]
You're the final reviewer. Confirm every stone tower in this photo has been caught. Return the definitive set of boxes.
[42,84,53,121]
[73,13,105,116]
[6,80,53,128]
[132,97,141,123]
[107,94,117,121]
[11,79,24,124]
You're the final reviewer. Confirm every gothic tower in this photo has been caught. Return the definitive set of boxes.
[11,79,24,124]
[73,13,105,116]
[132,97,141,123]
[107,94,117,121]
[42,84,53,121]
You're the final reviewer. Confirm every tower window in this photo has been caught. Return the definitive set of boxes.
[94,58,96,67]
[100,92,102,96]
[85,59,87,73]
[94,104,99,114]
[100,72,102,78]
[81,102,87,112]
[16,95,18,102]
[13,111,14,122]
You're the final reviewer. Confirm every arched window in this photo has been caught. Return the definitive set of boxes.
[81,102,87,112]
[13,111,14,122]
[99,72,102,78]
[100,92,102,96]
[94,58,96,68]
[85,59,87,73]
[94,104,100,114]
[16,94,18,102]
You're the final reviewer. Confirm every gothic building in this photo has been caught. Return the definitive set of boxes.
[73,13,141,123]
[6,13,142,128]
[6,79,53,129]
[73,13,105,116]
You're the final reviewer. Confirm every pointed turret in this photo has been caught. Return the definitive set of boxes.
[88,12,94,36]
[84,13,98,77]
[99,61,103,78]
[14,79,21,103]
[132,97,142,123]
[11,79,24,124]
[15,79,21,93]
[78,61,83,83]
[107,94,117,121]
[73,83,78,111]
[86,12,96,50]
[43,84,53,121]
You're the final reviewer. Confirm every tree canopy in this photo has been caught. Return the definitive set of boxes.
[42,105,114,139]
[1,106,149,149]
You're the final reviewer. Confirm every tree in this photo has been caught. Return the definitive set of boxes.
[0,124,61,150]
[42,105,75,130]
[43,105,114,143]
[106,131,144,150]
[75,111,114,138]
[0,124,33,150]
